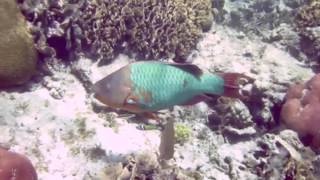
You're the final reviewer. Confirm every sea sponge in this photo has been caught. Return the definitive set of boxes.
[281,74,320,149]
[0,0,37,87]
[79,0,213,63]
[295,0,320,62]
[0,146,37,180]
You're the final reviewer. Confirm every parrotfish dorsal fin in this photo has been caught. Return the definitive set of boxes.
[168,63,203,78]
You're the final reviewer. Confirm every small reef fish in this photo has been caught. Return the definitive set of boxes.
[93,61,251,118]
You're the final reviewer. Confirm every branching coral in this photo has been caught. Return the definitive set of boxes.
[19,0,212,65]
[0,146,38,180]
[80,0,212,64]
[281,74,320,149]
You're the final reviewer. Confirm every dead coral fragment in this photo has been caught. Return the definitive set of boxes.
[281,74,320,149]
[0,147,37,180]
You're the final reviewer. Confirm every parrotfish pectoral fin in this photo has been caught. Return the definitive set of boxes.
[141,112,161,121]
[217,73,254,99]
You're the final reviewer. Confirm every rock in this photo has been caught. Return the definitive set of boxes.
[0,0,37,87]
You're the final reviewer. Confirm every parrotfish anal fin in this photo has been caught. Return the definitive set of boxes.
[217,73,254,99]
[180,94,213,106]
[169,63,203,78]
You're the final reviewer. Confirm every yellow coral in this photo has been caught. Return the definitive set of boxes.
[175,123,192,144]
[0,0,37,87]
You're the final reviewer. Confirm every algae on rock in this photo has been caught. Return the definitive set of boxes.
[0,0,37,87]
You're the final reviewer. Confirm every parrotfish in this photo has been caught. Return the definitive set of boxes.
[93,61,251,118]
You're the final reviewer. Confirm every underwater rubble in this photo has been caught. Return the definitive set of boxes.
[0,0,320,179]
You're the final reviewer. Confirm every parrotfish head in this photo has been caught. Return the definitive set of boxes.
[93,66,132,109]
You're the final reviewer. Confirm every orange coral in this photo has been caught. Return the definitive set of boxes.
[0,147,37,180]
[281,74,320,149]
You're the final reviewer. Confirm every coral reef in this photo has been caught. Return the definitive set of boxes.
[0,0,37,87]
[19,0,212,65]
[248,132,316,180]
[2,0,320,179]
[281,74,320,149]
[224,0,296,35]
[295,0,320,63]
[218,0,311,62]
[80,0,213,63]
[0,146,37,180]
[97,152,204,179]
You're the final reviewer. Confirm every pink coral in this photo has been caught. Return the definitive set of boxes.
[0,147,37,180]
[281,74,320,148]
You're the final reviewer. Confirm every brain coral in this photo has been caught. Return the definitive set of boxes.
[0,0,37,87]
[77,0,212,63]
[295,0,320,62]
[0,146,37,180]
[281,74,320,149]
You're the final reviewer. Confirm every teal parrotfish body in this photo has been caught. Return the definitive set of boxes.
[93,61,250,114]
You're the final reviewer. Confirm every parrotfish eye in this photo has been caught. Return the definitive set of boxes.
[126,98,135,104]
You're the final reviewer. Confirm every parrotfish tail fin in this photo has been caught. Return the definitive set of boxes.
[217,73,254,99]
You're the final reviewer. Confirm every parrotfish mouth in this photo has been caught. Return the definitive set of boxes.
[219,72,255,100]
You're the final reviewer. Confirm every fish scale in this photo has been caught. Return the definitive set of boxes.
[129,61,222,111]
